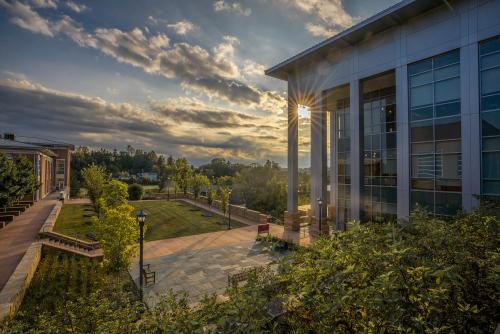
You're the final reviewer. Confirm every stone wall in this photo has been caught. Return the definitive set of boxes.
[0,242,42,321]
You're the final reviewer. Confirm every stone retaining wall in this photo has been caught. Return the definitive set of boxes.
[39,201,62,233]
[0,242,42,321]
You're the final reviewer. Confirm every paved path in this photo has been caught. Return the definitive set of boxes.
[0,193,58,291]
[177,199,260,226]
[130,224,310,306]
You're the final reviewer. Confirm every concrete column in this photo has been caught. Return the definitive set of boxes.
[349,79,361,221]
[461,43,481,211]
[310,94,328,235]
[287,79,299,213]
[396,65,410,221]
[330,109,337,222]
[310,94,328,216]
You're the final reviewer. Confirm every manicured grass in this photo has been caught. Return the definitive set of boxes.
[53,203,96,241]
[53,200,245,241]
[131,201,245,241]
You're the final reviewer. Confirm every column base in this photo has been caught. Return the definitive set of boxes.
[284,211,301,232]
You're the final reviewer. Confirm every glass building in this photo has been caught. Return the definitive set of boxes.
[268,0,500,233]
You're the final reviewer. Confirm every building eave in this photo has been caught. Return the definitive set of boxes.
[265,0,446,81]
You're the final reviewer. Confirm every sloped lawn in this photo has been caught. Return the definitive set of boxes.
[53,200,245,241]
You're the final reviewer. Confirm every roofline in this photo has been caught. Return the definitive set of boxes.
[265,0,444,80]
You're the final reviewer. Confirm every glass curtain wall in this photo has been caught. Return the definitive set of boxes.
[409,49,462,216]
[325,85,351,226]
[480,36,500,197]
[361,72,397,222]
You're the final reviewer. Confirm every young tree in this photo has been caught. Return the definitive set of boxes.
[218,186,230,221]
[207,185,216,207]
[82,163,108,211]
[191,174,209,200]
[93,203,140,273]
[159,164,173,192]
[0,152,18,210]
[173,158,192,195]
[102,180,128,208]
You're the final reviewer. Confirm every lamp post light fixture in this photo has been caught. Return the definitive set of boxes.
[136,209,147,299]
[317,198,323,236]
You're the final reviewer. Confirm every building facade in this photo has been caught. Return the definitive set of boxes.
[266,0,500,233]
[0,134,74,200]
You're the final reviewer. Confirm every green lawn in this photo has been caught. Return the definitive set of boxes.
[53,203,96,240]
[132,201,245,241]
[53,200,245,241]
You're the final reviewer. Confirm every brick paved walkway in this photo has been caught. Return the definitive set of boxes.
[0,193,58,291]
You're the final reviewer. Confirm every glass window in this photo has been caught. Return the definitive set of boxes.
[435,192,462,216]
[409,49,462,215]
[482,111,500,137]
[435,77,460,103]
[480,36,500,197]
[434,64,460,81]
[411,84,433,107]
[409,59,432,75]
[411,71,433,87]
[361,72,397,222]
[481,67,500,95]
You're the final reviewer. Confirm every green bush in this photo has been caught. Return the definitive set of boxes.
[128,184,144,201]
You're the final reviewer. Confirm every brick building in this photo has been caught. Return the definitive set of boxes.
[0,134,74,200]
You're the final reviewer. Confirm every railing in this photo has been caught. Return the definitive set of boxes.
[39,231,100,252]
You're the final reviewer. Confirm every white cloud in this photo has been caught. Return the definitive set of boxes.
[242,59,266,77]
[65,0,88,13]
[31,0,57,9]
[284,0,356,37]
[0,0,54,36]
[167,20,196,35]
[213,0,251,16]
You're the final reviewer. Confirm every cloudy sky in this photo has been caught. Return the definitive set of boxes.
[0,0,399,166]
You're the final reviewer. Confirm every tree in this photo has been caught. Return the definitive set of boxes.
[81,163,108,211]
[13,156,38,202]
[191,174,209,200]
[128,184,144,201]
[0,152,18,210]
[93,203,140,273]
[207,185,216,207]
[173,158,192,195]
[218,185,230,220]
[102,180,128,208]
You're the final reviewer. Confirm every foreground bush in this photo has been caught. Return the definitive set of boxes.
[2,209,499,333]
[128,183,144,201]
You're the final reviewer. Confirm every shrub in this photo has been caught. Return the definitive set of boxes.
[128,184,144,201]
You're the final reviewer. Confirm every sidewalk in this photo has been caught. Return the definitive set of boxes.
[177,199,260,226]
[0,193,58,291]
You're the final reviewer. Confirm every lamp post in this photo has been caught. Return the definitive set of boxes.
[227,190,232,230]
[136,210,147,299]
[317,198,323,236]
[167,176,171,201]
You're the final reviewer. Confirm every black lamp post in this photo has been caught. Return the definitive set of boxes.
[228,189,232,230]
[167,176,171,201]
[317,198,323,235]
[136,209,147,299]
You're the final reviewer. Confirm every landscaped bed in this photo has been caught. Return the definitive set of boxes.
[53,200,245,241]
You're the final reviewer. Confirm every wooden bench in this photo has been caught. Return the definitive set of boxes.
[257,223,270,235]
[142,264,156,286]
[228,267,261,289]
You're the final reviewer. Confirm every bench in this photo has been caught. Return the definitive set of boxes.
[257,223,270,235]
[142,264,156,286]
[228,267,261,289]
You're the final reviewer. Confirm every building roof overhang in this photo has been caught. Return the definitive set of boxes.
[265,0,446,81]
